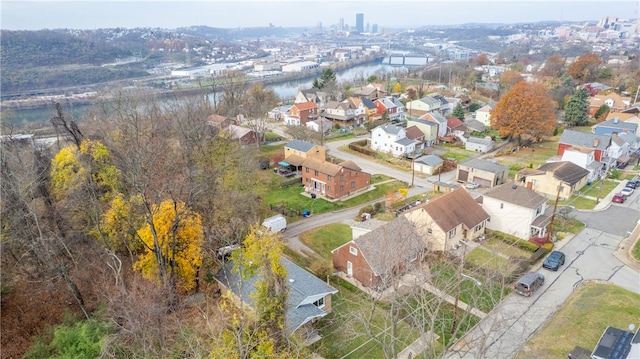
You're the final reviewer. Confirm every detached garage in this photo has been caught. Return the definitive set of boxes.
[413,155,444,175]
[456,158,509,188]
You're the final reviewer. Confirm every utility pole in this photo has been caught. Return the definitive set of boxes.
[548,183,562,240]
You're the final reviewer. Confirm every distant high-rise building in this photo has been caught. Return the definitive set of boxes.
[356,13,364,33]
[339,17,344,31]
[372,24,378,34]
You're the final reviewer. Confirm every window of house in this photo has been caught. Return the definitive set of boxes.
[500,203,504,209]
[448,228,456,238]
[306,178,310,183]
[349,246,357,255]
[536,206,542,215]
[532,179,537,185]
[327,186,331,191]
[327,175,332,181]
[351,181,355,188]
[427,228,432,234]
[340,185,344,191]
[314,170,319,176]
[340,175,344,181]
[313,297,325,308]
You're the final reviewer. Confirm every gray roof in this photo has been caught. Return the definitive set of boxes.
[408,119,438,127]
[285,139,317,153]
[596,118,637,131]
[214,256,338,335]
[351,216,425,276]
[618,132,639,145]
[538,161,590,185]
[417,96,441,108]
[396,137,417,146]
[459,158,508,174]
[377,123,404,135]
[484,183,547,209]
[415,154,444,166]
[559,129,610,151]
[466,137,493,146]
[465,119,486,132]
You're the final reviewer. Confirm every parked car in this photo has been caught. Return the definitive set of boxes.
[626,179,640,189]
[621,187,635,197]
[543,251,566,271]
[514,272,545,297]
[465,182,480,189]
[612,193,626,203]
[216,243,241,260]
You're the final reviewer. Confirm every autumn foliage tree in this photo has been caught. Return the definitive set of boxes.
[134,199,204,291]
[499,70,523,96]
[567,53,603,84]
[539,55,565,78]
[490,81,557,142]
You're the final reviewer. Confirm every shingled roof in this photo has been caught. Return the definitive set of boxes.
[350,216,425,276]
[406,187,489,232]
[538,161,590,185]
[484,183,547,209]
[559,129,610,152]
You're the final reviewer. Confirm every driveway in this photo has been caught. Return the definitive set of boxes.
[445,226,640,359]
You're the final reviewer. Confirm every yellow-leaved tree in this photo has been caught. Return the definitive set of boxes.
[211,226,296,358]
[134,199,204,291]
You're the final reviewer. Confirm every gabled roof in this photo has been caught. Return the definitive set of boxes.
[419,111,447,124]
[466,137,493,145]
[537,161,590,185]
[465,119,486,132]
[406,187,490,232]
[484,183,547,209]
[291,101,317,111]
[375,123,404,136]
[558,130,610,152]
[226,124,253,139]
[430,94,449,106]
[361,98,377,109]
[302,157,362,176]
[415,154,443,166]
[396,138,418,146]
[618,132,639,146]
[476,104,494,113]
[345,216,425,276]
[375,97,397,109]
[408,118,438,127]
[459,158,508,174]
[285,139,318,153]
[447,117,465,129]
[405,125,425,140]
[416,96,441,108]
[589,92,631,109]
[214,256,338,335]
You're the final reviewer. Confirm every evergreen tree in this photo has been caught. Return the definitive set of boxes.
[453,103,465,121]
[564,87,590,126]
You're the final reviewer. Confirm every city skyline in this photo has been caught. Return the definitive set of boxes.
[1,1,639,31]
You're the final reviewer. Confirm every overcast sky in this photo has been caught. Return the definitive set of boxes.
[1,0,639,31]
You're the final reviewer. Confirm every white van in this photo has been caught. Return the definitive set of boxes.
[262,214,287,233]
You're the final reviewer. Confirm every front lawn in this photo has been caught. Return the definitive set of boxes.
[517,282,640,359]
[299,223,351,261]
[464,247,520,281]
[482,238,532,259]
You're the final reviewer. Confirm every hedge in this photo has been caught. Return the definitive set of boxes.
[494,232,540,252]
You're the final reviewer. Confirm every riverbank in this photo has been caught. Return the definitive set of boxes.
[1,55,387,112]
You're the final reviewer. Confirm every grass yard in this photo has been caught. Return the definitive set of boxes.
[517,282,640,359]
[633,237,640,262]
[482,238,532,259]
[299,223,351,262]
[312,280,420,359]
[429,257,511,314]
[465,247,520,279]
[440,150,471,162]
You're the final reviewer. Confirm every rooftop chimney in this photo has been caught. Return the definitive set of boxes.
[593,138,599,147]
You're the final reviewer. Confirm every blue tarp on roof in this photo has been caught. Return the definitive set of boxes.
[278,161,290,167]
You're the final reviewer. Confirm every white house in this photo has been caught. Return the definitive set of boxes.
[475,104,494,127]
[560,147,601,182]
[413,155,444,175]
[371,123,418,157]
[482,184,550,240]
[306,118,333,133]
[465,136,494,153]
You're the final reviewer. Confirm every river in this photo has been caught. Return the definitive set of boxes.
[5,62,407,127]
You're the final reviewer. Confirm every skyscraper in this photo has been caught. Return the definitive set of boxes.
[355,13,364,33]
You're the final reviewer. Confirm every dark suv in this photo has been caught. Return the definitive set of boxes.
[514,272,545,297]
[543,251,566,271]
[627,179,640,189]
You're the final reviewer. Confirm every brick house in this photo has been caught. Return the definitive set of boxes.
[332,216,425,290]
[285,101,319,126]
[301,157,371,200]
